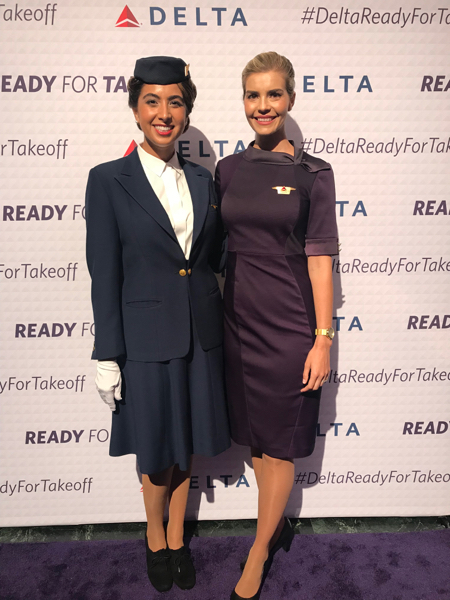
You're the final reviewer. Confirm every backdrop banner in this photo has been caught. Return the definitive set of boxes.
[1,0,449,525]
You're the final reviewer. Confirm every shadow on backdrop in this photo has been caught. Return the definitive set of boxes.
[178,126,217,175]
[285,114,304,148]
[284,113,341,517]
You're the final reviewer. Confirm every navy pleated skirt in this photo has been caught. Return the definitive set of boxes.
[109,319,231,474]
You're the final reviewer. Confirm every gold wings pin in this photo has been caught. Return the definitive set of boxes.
[272,186,296,195]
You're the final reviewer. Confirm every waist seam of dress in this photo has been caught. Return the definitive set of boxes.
[288,396,307,457]
[227,250,305,257]
[282,255,314,346]
[233,253,257,449]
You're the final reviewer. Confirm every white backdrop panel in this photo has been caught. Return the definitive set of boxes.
[0,0,449,525]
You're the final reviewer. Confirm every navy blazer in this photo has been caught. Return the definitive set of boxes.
[85,147,225,362]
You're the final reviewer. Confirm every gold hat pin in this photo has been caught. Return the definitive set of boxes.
[272,186,296,195]
[185,64,190,77]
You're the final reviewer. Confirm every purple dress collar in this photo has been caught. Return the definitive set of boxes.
[243,140,304,166]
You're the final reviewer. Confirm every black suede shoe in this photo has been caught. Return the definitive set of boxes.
[145,533,173,593]
[169,546,196,590]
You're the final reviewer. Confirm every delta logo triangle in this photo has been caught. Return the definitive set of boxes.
[124,140,138,156]
[115,5,140,27]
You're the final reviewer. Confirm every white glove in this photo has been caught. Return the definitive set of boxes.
[95,361,122,411]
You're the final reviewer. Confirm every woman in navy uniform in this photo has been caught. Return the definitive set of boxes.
[215,52,338,599]
[85,56,230,593]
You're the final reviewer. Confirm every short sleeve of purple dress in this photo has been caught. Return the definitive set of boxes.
[217,143,339,459]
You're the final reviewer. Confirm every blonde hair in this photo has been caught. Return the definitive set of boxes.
[242,52,295,98]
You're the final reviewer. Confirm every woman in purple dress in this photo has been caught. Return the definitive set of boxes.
[215,52,339,599]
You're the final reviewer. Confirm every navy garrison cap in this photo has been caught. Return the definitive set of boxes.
[134,56,190,85]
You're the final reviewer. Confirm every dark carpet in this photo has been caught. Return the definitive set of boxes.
[1,530,449,600]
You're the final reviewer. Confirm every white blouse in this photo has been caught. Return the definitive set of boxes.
[137,144,194,259]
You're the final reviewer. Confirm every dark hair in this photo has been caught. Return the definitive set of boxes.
[127,76,197,133]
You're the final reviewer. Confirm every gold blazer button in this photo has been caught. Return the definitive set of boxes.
[188,268,192,275]
[179,269,187,277]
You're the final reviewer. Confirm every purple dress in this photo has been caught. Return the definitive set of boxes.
[215,143,338,459]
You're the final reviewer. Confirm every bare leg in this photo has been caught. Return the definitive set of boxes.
[142,466,174,552]
[166,458,193,550]
[251,447,286,548]
[250,447,263,485]
[235,454,295,598]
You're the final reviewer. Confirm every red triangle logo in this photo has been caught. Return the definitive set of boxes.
[124,140,138,156]
[115,5,140,27]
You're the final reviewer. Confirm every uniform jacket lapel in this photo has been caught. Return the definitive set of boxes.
[179,155,210,251]
[114,147,178,244]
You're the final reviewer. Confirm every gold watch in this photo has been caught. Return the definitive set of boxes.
[315,327,335,340]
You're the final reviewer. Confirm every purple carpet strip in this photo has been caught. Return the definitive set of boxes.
[1,530,449,600]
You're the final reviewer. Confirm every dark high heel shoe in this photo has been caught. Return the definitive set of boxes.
[230,589,261,600]
[169,545,196,590]
[240,517,294,571]
[145,533,173,592]
[232,548,270,600]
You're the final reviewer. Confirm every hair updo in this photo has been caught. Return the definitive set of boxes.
[241,51,295,98]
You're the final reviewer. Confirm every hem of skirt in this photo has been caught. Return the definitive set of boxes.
[192,441,232,463]
[230,436,315,459]
[109,441,232,475]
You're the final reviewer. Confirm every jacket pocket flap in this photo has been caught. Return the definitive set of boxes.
[126,299,162,308]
